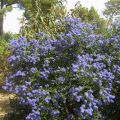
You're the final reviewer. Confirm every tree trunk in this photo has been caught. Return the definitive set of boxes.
[0,14,3,36]
[0,0,4,36]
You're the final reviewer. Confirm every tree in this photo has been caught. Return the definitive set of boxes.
[88,7,107,35]
[0,0,19,36]
[71,2,89,22]
[71,3,107,35]
[0,0,31,36]
[88,7,99,22]
[19,0,66,38]
[103,0,120,19]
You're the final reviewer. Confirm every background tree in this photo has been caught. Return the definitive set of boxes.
[71,3,107,35]
[71,3,89,22]
[88,7,99,22]
[19,0,66,38]
[0,0,15,36]
[103,0,120,20]
[0,0,32,36]
[88,7,107,34]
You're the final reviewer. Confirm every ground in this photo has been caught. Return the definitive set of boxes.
[0,73,14,120]
[0,93,14,120]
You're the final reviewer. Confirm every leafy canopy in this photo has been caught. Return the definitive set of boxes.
[103,0,120,19]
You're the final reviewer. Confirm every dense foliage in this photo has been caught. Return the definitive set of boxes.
[0,34,11,84]
[103,0,120,19]
[20,0,66,38]
[3,18,120,120]
[71,3,107,35]
[100,20,120,120]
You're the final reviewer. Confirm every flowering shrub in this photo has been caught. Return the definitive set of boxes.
[3,18,120,120]
[100,21,120,120]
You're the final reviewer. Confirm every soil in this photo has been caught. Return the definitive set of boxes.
[0,93,14,120]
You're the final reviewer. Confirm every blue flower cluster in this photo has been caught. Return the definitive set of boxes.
[3,18,120,120]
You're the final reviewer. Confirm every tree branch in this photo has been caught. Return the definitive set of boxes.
[5,0,20,7]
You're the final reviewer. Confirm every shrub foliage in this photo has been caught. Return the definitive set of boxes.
[3,18,120,120]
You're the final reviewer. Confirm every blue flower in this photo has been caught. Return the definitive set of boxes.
[45,97,51,104]
[80,105,85,113]
[15,71,25,77]
[30,67,37,73]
